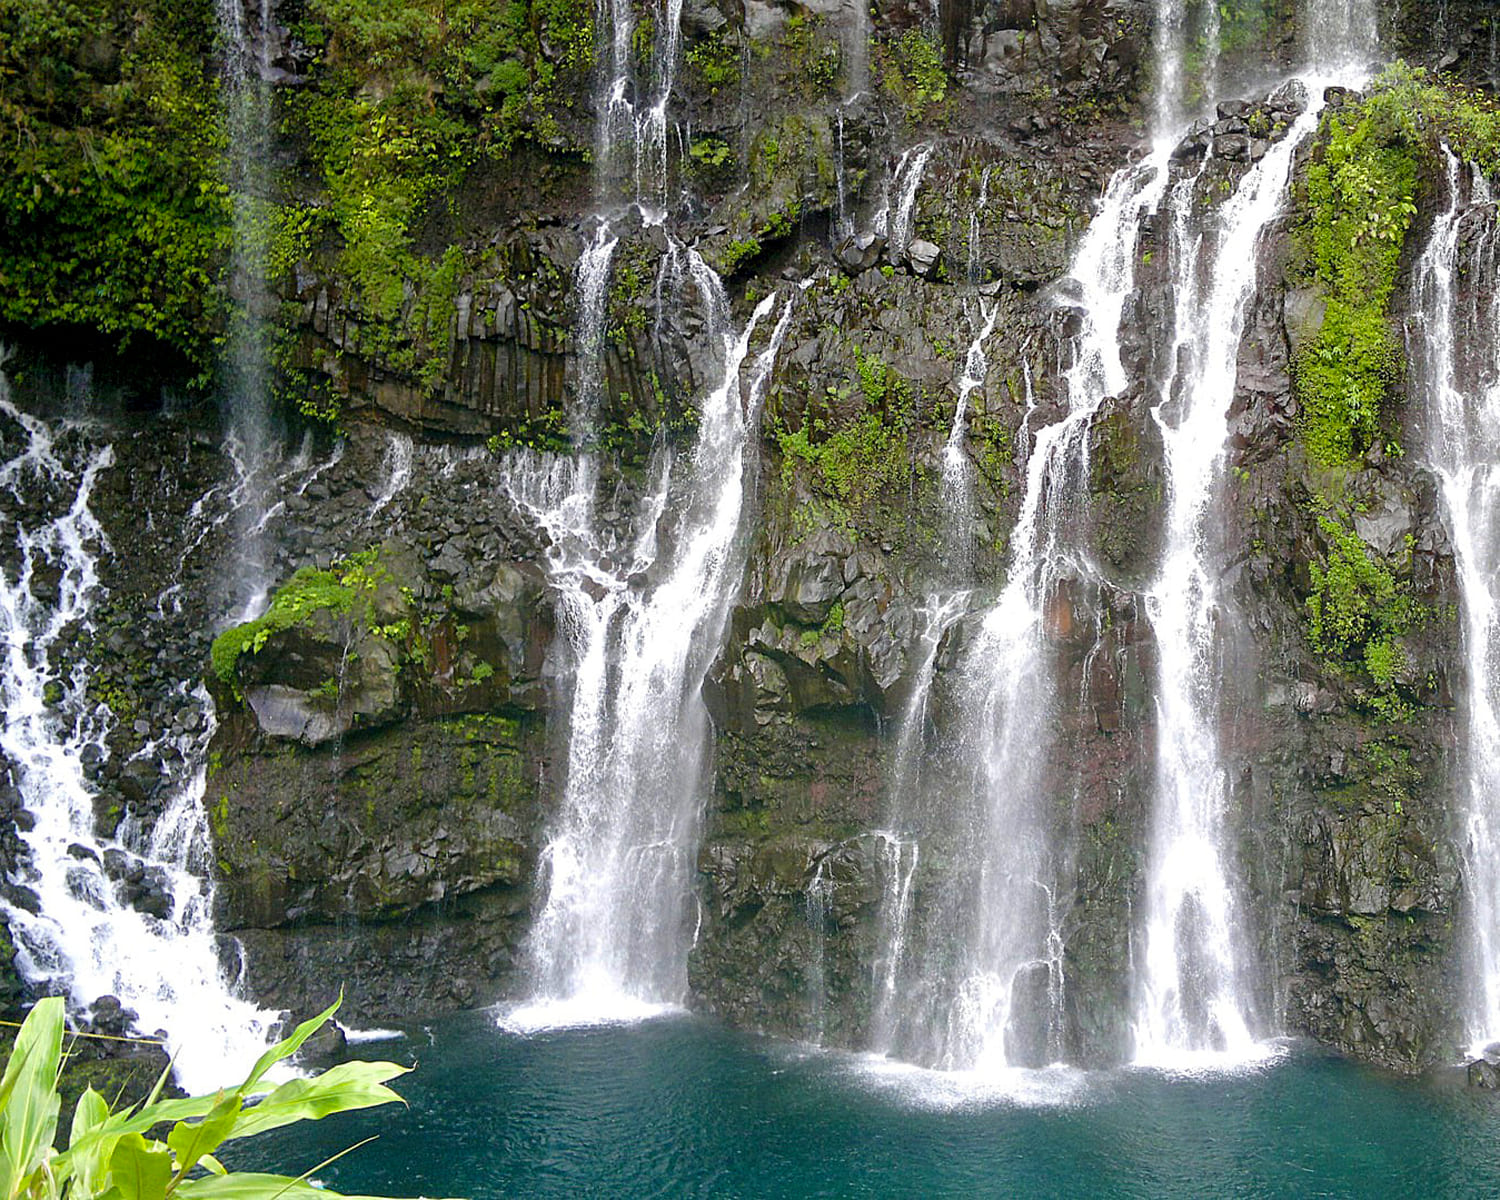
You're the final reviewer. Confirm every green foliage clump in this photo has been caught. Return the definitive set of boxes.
[685,31,740,94]
[776,347,919,535]
[0,995,420,1199]
[1293,87,1418,468]
[210,549,388,685]
[1293,62,1500,468]
[1305,513,1419,716]
[0,0,230,378]
[718,237,762,276]
[279,0,596,391]
[883,29,947,121]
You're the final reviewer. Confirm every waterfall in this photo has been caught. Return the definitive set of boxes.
[1409,149,1500,1059]
[506,262,796,1027]
[942,301,999,574]
[0,381,284,1094]
[595,0,684,214]
[967,168,992,287]
[869,153,1171,1071]
[867,592,966,1051]
[883,147,933,261]
[215,0,278,620]
[1131,93,1329,1068]
[1303,0,1379,71]
[366,431,415,525]
[804,857,834,1043]
[573,223,621,437]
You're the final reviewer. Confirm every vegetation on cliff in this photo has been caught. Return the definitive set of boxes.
[0,0,228,378]
[1293,63,1500,470]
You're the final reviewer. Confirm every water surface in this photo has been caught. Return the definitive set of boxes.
[238,1012,1500,1197]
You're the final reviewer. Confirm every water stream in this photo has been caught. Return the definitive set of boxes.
[509,262,796,1025]
[1408,148,1500,1059]
[870,152,1172,1072]
[215,0,278,620]
[1133,95,1328,1066]
[0,382,283,1093]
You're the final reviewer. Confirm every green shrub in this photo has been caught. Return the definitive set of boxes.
[1293,62,1500,467]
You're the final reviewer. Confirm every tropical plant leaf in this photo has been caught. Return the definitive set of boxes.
[175,1173,399,1200]
[239,999,343,1097]
[108,1133,173,1200]
[0,995,64,1199]
[227,1062,410,1142]
[66,1086,113,1195]
[167,1094,243,1179]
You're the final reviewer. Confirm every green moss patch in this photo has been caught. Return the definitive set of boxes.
[210,548,389,685]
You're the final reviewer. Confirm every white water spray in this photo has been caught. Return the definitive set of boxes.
[1132,93,1329,1070]
[870,152,1171,1072]
[507,264,796,1027]
[0,386,284,1093]
[1408,149,1500,1059]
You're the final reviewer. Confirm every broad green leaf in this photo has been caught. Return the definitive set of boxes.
[167,1094,243,1178]
[68,1089,108,1149]
[176,1172,395,1200]
[0,996,64,1199]
[66,1087,113,1195]
[227,1062,409,1142]
[198,1154,227,1177]
[107,1134,172,1200]
[239,998,343,1096]
[53,1096,219,1176]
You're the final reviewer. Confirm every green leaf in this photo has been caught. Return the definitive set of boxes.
[175,1172,394,1200]
[239,998,344,1097]
[167,1094,243,1179]
[66,1087,114,1195]
[0,995,64,1198]
[108,1133,173,1200]
[227,1062,409,1142]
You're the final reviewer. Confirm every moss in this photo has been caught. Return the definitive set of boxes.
[1305,512,1419,717]
[774,348,920,539]
[1292,63,1500,468]
[209,547,389,685]
[879,29,947,121]
[684,30,740,94]
[717,236,762,276]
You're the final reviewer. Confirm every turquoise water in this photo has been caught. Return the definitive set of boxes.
[237,1012,1500,1197]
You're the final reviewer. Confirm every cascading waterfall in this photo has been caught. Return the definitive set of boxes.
[595,0,684,213]
[508,261,796,1025]
[1304,0,1379,69]
[0,381,283,1093]
[883,147,933,261]
[867,592,965,1051]
[804,858,834,1042]
[941,301,999,578]
[573,223,621,433]
[1408,149,1500,1059]
[215,0,278,620]
[870,153,1171,1072]
[1132,92,1330,1068]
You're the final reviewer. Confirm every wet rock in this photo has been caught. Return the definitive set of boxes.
[836,233,885,274]
[1214,133,1251,161]
[907,239,942,278]
[295,1020,348,1069]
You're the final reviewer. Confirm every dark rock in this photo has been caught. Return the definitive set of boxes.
[836,233,886,274]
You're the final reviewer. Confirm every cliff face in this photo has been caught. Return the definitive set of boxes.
[1,0,1496,1073]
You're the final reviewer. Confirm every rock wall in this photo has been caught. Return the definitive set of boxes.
[0,0,1494,1075]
